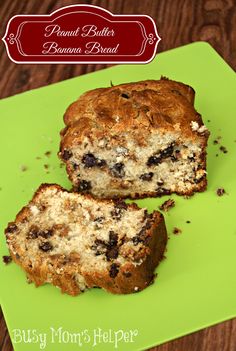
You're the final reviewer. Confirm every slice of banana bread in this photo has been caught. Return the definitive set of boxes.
[59,77,209,199]
[5,184,167,296]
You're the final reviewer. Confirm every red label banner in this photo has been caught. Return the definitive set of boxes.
[2,4,161,64]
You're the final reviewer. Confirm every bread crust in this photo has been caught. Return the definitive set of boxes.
[5,184,167,296]
[60,77,206,149]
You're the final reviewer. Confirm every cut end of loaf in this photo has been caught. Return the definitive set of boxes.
[5,184,167,295]
[59,130,208,199]
[59,78,209,199]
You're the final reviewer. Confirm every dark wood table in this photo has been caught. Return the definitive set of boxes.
[0,1,235,350]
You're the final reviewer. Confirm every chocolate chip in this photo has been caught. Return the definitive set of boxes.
[27,226,53,240]
[39,229,53,239]
[27,226,40,239]
[161,143,174,157]
[147,155,162,166]
[132,236,141,246]
[216,188,226,196]
[121,93,129,99]
[39,242,53,252]
[157,180,164,186]
[111,162,125,177]
[123,271,132,277]
[147,143,174,166]
[82,153,106,168]
[132,220,152,246]
[140,172,154,181]
[62,149,72,160]
[106,246,119,261]
[82,153,97,168]
[111,204,126,220]
[72,163,79,170]
[109,263,119,278]
[108,231,118,246]
[6,223,18,233]
[78,180,92,192]
[2,255,12,264]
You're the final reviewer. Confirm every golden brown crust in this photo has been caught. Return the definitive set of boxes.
[5,184,167,296]
[60,77,205,151]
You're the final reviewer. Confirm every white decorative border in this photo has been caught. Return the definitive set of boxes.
[2,4,161,64]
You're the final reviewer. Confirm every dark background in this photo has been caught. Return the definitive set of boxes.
[0,0,236,350]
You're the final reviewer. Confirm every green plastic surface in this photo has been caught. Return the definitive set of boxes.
[0,42,236,351]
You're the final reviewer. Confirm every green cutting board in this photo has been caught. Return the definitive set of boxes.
[0,42,236,351]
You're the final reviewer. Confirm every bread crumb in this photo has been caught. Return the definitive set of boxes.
[20,165,28,172]
[159,199,175,212]
[216,188,226,196]
[45,151,51,157]
[198,125,208,133]
[2,255,12,265]
[190,121,208,134]
[219,146,227,154]
[173,227,182,235]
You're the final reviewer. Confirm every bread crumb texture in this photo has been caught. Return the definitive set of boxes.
[5,184,167,295]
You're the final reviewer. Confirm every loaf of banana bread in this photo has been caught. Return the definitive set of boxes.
[5,184,167,296]
[59,77,209,199]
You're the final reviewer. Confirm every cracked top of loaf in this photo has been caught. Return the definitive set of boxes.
[61,77,209,149]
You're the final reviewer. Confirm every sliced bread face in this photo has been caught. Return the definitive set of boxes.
[5,184,167,296]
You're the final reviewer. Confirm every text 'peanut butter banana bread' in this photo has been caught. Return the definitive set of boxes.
[5,184,167,296]
[59,78,210,199]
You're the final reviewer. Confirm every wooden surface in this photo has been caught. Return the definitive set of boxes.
[0,0,235,350]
